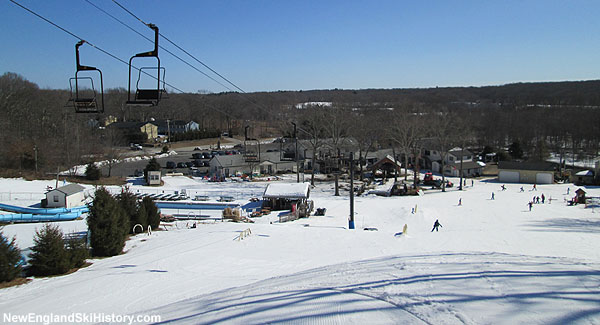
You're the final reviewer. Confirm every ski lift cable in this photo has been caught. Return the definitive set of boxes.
[84,0,233,92]
[8,0,186,95]
[110,0,246,94]
[109,0,281,119]
[9,0,250,121]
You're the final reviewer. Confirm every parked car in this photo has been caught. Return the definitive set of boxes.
[192,153,202,159]
[166,161,176,169]
[185,161,194,168]
[177,162,187,168]
[130,143,143,151]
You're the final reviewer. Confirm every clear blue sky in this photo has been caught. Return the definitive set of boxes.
[1,0,598,93]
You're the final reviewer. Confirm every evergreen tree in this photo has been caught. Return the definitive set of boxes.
[142,196,160,230]
[508,141,524,160]
[0,231,22,282]
[65,236,89,269]
[87,187,128,257]
[117,190,140,233]
[28,224,70,276]
[134,202,148,232]
[143,158,161,179]
[85,163,101,181]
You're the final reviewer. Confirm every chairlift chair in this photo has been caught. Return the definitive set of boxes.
[279,137,297,161]
[126,24,166,107]
[243,126,260,163]
[67,41,104,113]
[280,122,297,161]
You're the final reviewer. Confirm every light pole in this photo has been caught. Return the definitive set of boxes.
[349,152,355,230]
[292,122,299,183]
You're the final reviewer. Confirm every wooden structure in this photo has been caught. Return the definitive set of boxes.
[262,183,313,217]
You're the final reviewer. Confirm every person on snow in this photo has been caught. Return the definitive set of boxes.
[528,201,533,211]
[431,219,442,232]
[533,184,537,191]
[541,194,545,204]
[491,192,495,200]
[520,186,524,192]
[536,196,540,204]
[458,198,462,206]
[501,184,506,191]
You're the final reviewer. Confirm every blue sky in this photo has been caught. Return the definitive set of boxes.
[1,0,598,93]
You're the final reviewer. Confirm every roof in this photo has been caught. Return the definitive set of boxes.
[575,170,594,176]
[447,161,484,169]
[372,155,401,170]
[263,183,310,199]
[498,161,556,172]
[449,148,474,157]
[51,184,85,196]
[108,121,155,129]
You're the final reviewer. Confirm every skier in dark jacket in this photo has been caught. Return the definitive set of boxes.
[431,219,442,232]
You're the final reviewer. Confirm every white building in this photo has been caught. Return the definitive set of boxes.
[45,184,86,208]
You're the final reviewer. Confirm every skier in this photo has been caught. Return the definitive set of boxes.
[458,198,462,206]
[533,184,537,191]
[528,201,533,211]
[491,192,495,200]
[431,219,442,232]
[520,186,524,192]
[541,194,545,204]
[501,184,506,191]
[567,188,570,195]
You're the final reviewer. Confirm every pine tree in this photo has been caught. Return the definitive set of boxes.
[142,196,160,230]
[135,202,148,232]
[87,187,128,257]
[28,224,70,276]
[65,236,89,269]
[0,231,22,282]
[143,158,161,179]
[85,163,101,181]
[117,190,140,233]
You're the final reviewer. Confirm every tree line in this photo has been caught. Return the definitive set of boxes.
[2,71,599,176]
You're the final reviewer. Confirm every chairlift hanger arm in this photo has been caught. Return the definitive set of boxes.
[75,41,98,71]
[133,24,159,58]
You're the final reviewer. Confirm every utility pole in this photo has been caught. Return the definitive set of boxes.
[349,152,355,229]
[167,119,171,145]
[459,148,464,190]
[34,145,38,174]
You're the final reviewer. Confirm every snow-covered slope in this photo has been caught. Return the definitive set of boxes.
[0,176,599,324]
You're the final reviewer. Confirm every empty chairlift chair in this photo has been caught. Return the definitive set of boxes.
[244,126,260,163]
[126,24,166,107]
[67,41,104,113]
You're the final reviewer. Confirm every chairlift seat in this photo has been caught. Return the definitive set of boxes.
[136,89,161,100]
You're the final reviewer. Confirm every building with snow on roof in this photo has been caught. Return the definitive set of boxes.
[44,184,86,208]
[262,182,313,216]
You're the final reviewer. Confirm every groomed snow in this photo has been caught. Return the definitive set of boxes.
[0,176,599,324]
